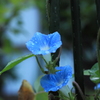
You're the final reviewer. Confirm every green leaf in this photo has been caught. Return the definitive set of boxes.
[35,92,48,100]
[83,63,99,76]
[89,62,100,84]
[89,63,99,75]
[0,54,34,75]
[90,75,100,84]
[84,69,91,75]
[90,69,100,84]
[34,75,44,93]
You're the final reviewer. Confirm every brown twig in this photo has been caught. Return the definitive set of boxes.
[73,81,85,100]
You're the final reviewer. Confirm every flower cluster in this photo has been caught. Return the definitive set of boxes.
[26,31,72,95]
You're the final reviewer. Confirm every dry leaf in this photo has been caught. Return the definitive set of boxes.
[18,80,35,100]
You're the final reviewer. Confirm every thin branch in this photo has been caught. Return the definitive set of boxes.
[35,56,45,73]
[73,81,85,100]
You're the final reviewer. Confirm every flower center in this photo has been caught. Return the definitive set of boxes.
[41,45,50,51]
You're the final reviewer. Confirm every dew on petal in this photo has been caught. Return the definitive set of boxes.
[26,31,62,55]
[40,66,72,92]
[41,45,49,50]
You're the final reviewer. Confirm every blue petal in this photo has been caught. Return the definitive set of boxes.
[26,32,62,55]
[48,32,62,53]
[94,83,100,90]
[40,66,72,92]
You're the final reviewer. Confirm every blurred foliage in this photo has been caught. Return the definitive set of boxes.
[0,0,35,97]
[0,0,99,98]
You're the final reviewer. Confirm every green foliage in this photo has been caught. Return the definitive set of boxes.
[85,96,95,100]
[2,38,13,53]
[0,54,34,75]
[0,0,35,24]
[35,92,48,100]
[0,0,36,96]
[58,90,76,100]
[89,63,99,75]
[84,63,100,84]
[84,69,91,75]
[34,75,44,93]
[90,63,100,84]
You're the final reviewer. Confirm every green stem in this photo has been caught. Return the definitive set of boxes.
[95,0,100,82]
[95,0,100,79]
[41,56,48,65]
[95,29,100,100]
[35,56,45,73]
[97,29,100,75]
[95,1,100,99]
[94,90,100,100]
[54,46,62,63]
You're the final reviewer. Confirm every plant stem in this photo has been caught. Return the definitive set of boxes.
[94,1,100,99]
[35,56,45,73]
[95,0,100,79]
[70,0,84,99]
[73,81,85,100]
[97,29,100,75]
[94,90,100,100]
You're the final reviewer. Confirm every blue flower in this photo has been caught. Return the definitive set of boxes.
[40,66,72,92]
[94,83,100,90]
[26,31,62,55]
